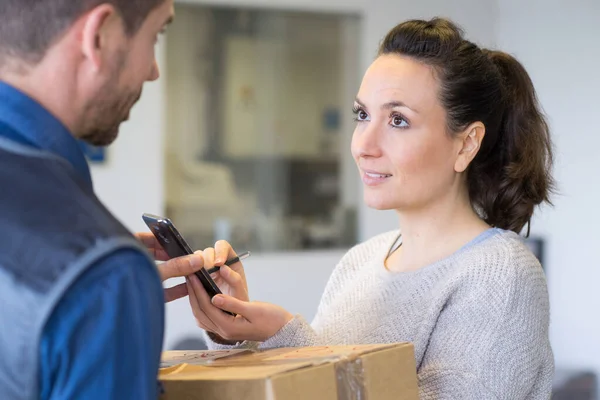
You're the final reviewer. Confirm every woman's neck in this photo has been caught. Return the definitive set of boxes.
[386,192,490,272]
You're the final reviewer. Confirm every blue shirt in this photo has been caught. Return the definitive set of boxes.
[0,82,165,400]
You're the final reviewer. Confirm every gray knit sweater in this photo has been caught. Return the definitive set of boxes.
[205,228,554,399]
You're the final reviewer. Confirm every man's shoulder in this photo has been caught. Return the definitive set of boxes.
[60,246,163,313]
[93,246,158,279]
[92,246,162,296]
[0,143,137,292]
[38,247,164,400]
[43,246,163,345]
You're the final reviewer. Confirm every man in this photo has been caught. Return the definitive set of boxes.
[0,1,205,398]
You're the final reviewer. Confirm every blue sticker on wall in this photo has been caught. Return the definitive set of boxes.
[79,141,106,163]
[323,108,340,131]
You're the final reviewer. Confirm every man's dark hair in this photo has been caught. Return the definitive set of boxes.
[0,0,164,66]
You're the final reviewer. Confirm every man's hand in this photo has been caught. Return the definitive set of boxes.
[136,232,170,261]
[135,232,205,303]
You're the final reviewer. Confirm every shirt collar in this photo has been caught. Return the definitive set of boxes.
[0,81,93,188]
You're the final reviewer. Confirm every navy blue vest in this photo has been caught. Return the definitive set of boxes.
[0,137,153,399]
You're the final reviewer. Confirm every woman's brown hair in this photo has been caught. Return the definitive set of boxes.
[379,18,555,234]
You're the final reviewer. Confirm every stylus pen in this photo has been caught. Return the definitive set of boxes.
[206,251,251,274]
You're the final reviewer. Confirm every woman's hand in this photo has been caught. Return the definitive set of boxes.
[200,240,249,302]
[187,271,293,343]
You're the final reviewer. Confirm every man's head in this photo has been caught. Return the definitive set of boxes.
[0,0,174,145]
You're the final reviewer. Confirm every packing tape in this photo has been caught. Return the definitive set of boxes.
[335,356,366,400]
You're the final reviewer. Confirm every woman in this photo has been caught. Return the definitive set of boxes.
[184,18,555,399]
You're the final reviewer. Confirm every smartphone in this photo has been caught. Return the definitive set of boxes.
[142,213,235,316]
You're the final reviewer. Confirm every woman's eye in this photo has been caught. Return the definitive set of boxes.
[390,115,409,128]
[353,109,370,122]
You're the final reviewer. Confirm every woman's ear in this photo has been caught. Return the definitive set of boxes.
[455,122,485,173]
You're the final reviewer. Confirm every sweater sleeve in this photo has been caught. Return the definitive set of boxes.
[202,330,258,351]
[203,292,330,350]
[418,255,554,400]
[203,241,366,350]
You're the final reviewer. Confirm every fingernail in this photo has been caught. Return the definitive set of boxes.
[215,258,223,264]
[212,295,224,306]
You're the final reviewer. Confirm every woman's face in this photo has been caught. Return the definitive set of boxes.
[351,54,467,211]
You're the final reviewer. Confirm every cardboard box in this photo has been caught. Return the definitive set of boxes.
[159,343,418,400]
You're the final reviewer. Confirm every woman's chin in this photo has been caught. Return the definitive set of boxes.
[364,195,395,211]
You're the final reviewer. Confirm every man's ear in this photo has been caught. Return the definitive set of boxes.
[454,122,485,173]
[80,4,122,72]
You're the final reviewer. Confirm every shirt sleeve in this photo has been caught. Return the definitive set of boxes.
[39,248,165,400]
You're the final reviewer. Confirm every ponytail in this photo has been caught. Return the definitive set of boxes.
[474,50,555,234]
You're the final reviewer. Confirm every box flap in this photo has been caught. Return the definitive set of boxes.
[160,344,412,381]
[160,349,250,368]
[160,362,316,380]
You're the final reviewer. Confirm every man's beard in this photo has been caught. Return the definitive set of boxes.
[79,87,142,146]
[79,51,142,146]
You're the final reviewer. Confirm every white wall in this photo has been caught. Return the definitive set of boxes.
[495,0,600,377]
[90,40,166,233]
